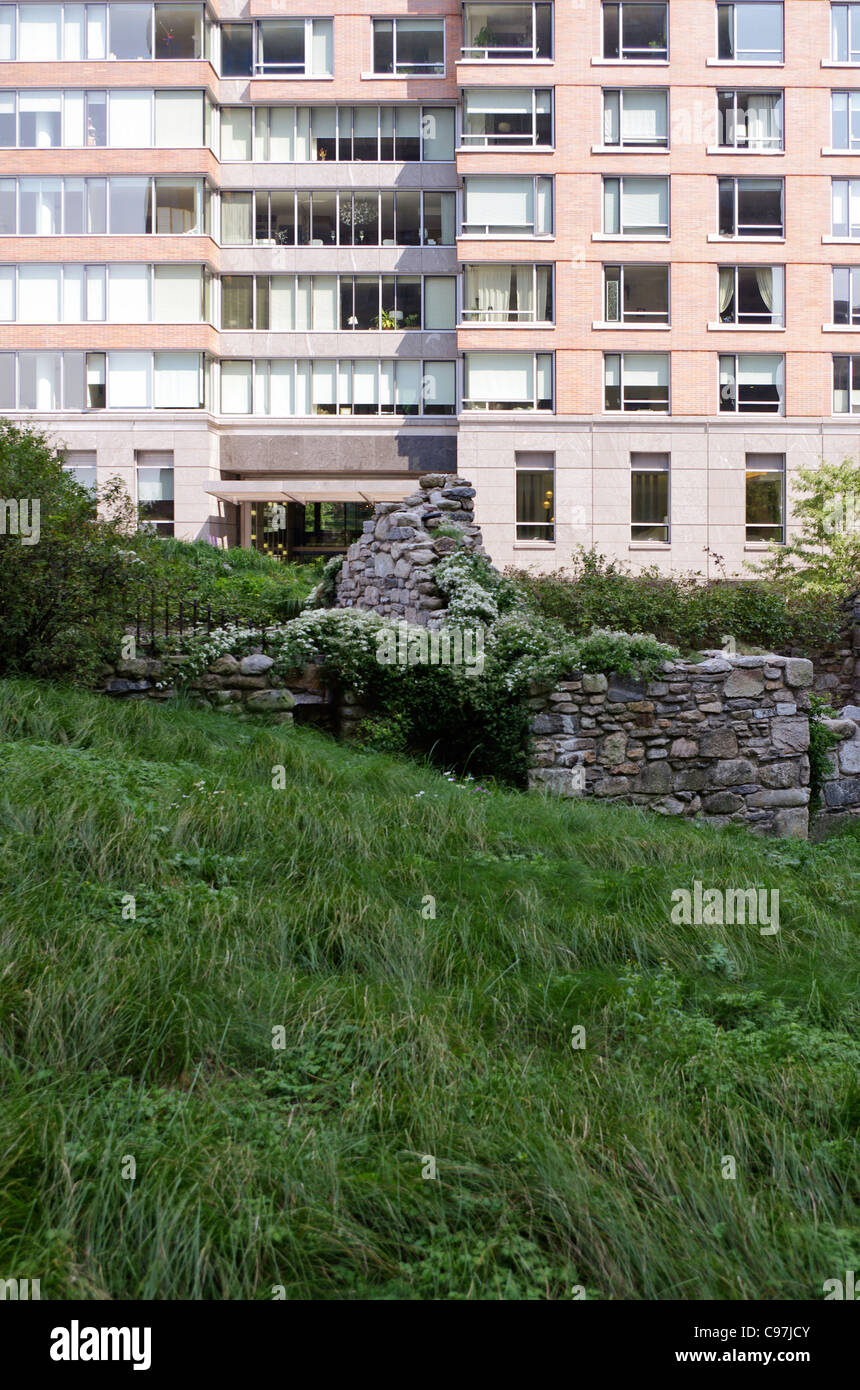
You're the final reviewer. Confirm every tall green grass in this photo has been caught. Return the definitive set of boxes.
[0,679,857,1299]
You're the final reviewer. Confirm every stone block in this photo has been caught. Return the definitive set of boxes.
[240,654,274,675]
[712,758,756,787]
[669,738,698,758]
[702,792,744,814]
[594,777,631,797]
[773,808,809,839]
[601,731,627,763]
[772,717,810,753]
[784,658,814,688]
[747,788,809,808]
[724,667,765,698]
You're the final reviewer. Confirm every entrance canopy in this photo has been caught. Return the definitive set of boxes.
[206,477,411,506]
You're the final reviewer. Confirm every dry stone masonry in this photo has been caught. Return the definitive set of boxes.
[334,474,487,626]
[528,653,817,839]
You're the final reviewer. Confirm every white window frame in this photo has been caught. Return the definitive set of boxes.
[631,451,670,543]
[371,17,446,77]
[254,17,332,78]
[603,2,669,61]
[603,175,670,237]
[461,174,553,237]
[831,90,860,150]
[719,352,785,414]
[602,87,669,149]
[718,176,784,237]
[460,87,553,149]
[461,351,553,411]
[716,1,784,64]
[832,3,860,63]
[461,2,553,62]
[832,352,860,411]
[460,263,554,324]
[717,88,784,150]
[603,351,670,413]
[603,263,670,324]
[718,264,784,325]
[744,451,785,542]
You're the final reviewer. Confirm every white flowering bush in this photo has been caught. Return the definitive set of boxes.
[435,552,519,628]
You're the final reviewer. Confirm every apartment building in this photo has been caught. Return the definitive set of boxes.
[1,1,859,575]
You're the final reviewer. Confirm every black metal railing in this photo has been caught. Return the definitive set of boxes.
[129,592,283,654]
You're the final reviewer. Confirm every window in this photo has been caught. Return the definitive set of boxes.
[137,451,174,536]
[717,2,783,62]
[255,18,332,77]
[832,177,860,235]
[718,177,783,236]
[833,266,860,323]
[463,351,553,410]
[462,175,552,235]
[221,22,252,76]
[220,358,455,416]
[86,351,105,408]
[109,90,152,146]
[631,453,669,542]
[18,91,62,148]
[832,91,860,149]
[717,90,783,149]
[462,3,552,60]
[220,104,455,162]
[63,450,97,491]
[462,264,553,322]
[745,453,784,541]
[154,90,203,148]
[833,4,860,62]
[17,350,84,409]
[154,4,203,60]
[833,353,860,410]
[719,265,784,324]
[17,264,61,321]
[516,452,554,541]
[603,176,669,235]
[603,88,668,147]
[0,179,14,233]
[108,263,150,322]
[154,351,202,407]
[603,3,668,60]
[604,264,669,323]
[604,352,669,411]
[20,177,63,234]
[719,353,784,412]
[462,88,552,147]
[12,3,108,59]
[109,2,152,59]
[373,18,445,75]
[153,264,207,322]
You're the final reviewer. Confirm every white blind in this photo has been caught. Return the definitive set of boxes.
[86,266,105,320]
[738,353,782,385]
[63,90,85,147]
[312,276,337,330]
[0,264,13,319]
[63,4,85,59]
[396,360,421,408]
[621,91,667,143]
[87,6,106,58]
[221,361,252,413]
[0,8,14,60]
[465,88,533,116]
[153,266,202,322]
[154,352,200,407]
[269,360,294,414]
[424,277,456,330]
[18,265,61,322]
[311,19,333,74]
[624,353,669,387]
[270,276,295,330]
[424,360,455,407]
[466,352,532,400]
[108,352,151,408]
[110,91,153,147]
[270,106,294,160]
[221,107,251,160]
[465,177,532,227]
[20,5,61,60]
[63,264,83,320]
[155,91,202,149]
[312,360,337,405]
[108,265,149,322]
[621,178,668,230]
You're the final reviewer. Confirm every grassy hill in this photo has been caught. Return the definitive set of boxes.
[0,678,858,1300]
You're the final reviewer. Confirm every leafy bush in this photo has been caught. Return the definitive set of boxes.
[435,551,520,628]
[752,457,860,597]
[306,554,344,610]
[808,696,845,812]
[0,422,143,681]
[131,533,316,622]
[509,547,845,655]
[571,628,679,682]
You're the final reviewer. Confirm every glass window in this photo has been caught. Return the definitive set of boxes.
[221,23,252,75]
[255,18,332,76]
[603,3,668,60]
[63,450,98,490]
[719,265,784,324]
[0,178,14,233]
[18,92,62,149]
[18,351,61,409]
[718,177,783,236]
[0,5,15,60]
[154,3,202,60]
[463,3,552,60]
[717,2,783,62]
[745,453,784,540]
[221,359,252,413]
[109,2,152,59]
[516,451,554,540]
[422,106,455,160]
[717,90,783,149]
[833,353,860,410]
[462,88,552,147]
[137,455,174,534]
[603,176,669,235]
[631,452,669,541]
[462,176,552,235]
[20,177,62,234]
[604,352,669,411]
[221,107,252,161]
[154,178,199,233]
[154,90,202,148]
[463,351,553,409]
[109,177,152,233]
[719,353,784,413]
[108,351,151,407]
[109,90,153,147]
[0,92,14,147]
[832,90,860,149]
[463,264,553,323]
[17,264,61,321]
[0,352,13,407]
[222,275,254,330]
[154,351,201,407]
[833,4,860,62]
[604,263,669,323]
[19,4,61,60]
[603,88,668,147]
[373,18,445,75]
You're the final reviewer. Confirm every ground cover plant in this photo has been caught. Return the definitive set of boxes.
[0,680,857,1300]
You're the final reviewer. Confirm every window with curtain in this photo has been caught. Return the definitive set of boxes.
[221,360,253,413]
[604,352,669,411]
[516,452,554,541]
[603,177,669,235]
[463,265,552,322]
[137,451,174,536]
[719,353,784,412]
[745,453,784,541]
[718,90,783,149]
[832,178,860,236]
[833,266,860,324]
[631,452,669,541]
[718,265,783,324]
[603,88,668,147]
[18,92,62,148]
[221,108,252,161]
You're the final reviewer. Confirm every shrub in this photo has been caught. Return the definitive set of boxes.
[0,422,143,681]
[131,533,316,622]
[752,457,860,598]
[808,696,845,813]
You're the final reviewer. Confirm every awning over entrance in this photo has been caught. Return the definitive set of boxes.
[206,478,411,506]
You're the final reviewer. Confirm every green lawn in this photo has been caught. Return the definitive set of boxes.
[0,678,858,1300]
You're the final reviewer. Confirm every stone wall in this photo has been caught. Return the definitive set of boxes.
[102,652,330,725]
[334,473,487,627]
[528,653,816,839]
[815,706,860,835]
[798,594,860,707]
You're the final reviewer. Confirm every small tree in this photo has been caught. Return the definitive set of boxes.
[752,457,860,597]
[0,421,141,680]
